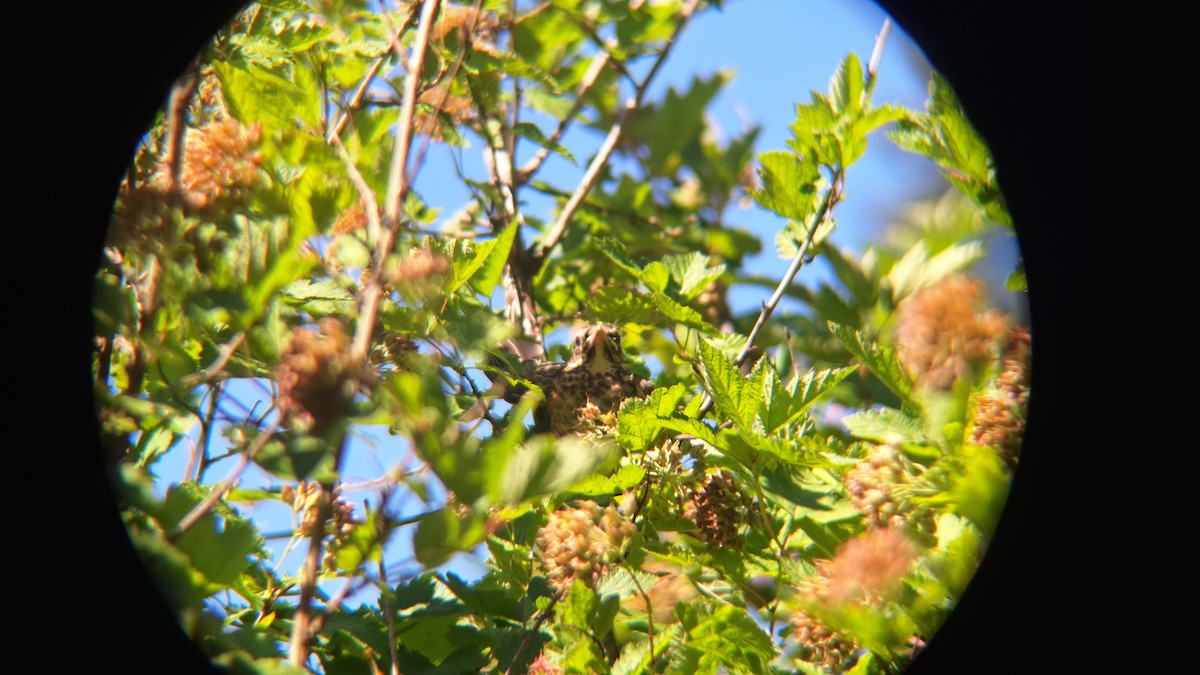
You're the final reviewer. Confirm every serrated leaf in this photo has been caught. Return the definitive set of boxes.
[762,366,855,434]
[662,252,725,301]
[698,338,754,429]
[680,604,775,674]
[751,150,820,221]
[513,121,576,164]
[831,52,864,116]
[841,407,926,446]
[587,286,657,325]
[166,486,262,588]
[651,293,716,333]
[827,322,915,405]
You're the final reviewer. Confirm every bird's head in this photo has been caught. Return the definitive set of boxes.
[568,324,625,371]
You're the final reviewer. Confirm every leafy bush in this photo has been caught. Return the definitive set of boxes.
[92,1,1028,673]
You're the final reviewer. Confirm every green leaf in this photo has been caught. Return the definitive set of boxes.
[827,322,915,405]
[472,220,520,297]
[698,338,755,430]
[513,121,577,164]
[587,286,657,325]
[762,366,856,434]
[472,48,561,94]
[751,150,820,221]
[214,61,307,133]
[831,52,864,116]
[412,507,485,569]
[1005,261,1027,291]
[641,261,670,294]
[887,72,1011,227]
[678,603,775,674]
[650,292,716,333]
[165,485,262,588]
[841,407,927,446]
[887,239,987,302]
[662,252,725,301]
[486,434,616,506]
[449,220,519,296]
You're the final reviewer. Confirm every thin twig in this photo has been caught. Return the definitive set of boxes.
[178,332,246,390]
[325,7,418,144]
[861,18,892,108]
[505,596,559,675]
[533,0,701,268]
[350,0,442,365]
[404,0,479,192]
[517,51,611,183]
[330,134,384,246]
[695,173,842,419]
[171,419,282,538]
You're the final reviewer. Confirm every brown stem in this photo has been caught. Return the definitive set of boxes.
[170,419,281,539]
[532,0,701,268]
[516,51,611,184]
[350,0,442,366]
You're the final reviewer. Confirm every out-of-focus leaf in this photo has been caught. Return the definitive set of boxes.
[841,407,927,446]
[827,322,915,406]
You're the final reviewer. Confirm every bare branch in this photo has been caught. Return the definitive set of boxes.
[325,7,419,144]
[861,18,892,108]
[170,419,282,538]
[330,134,384,245]
[532,0,701,267]
[516,51,611,183]
[178,331,246,390]
[350,0,442,365]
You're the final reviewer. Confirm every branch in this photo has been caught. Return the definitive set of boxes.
[350,0,442,365]
[170,419,282,539]
[516,50,611,183]
[178,331,246,390]
[695,172,843,419]
[861,18,892,108]
[532,0,701,268]
[330,134,384,246]
[504,595,559,675]
[288,490,332,668]
[325,8,418,144]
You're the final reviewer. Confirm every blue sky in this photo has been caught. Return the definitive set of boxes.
[146,0,1021,610]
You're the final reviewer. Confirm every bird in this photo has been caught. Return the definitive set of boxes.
[501,324,655,436]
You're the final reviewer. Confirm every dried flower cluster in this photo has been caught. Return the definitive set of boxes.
[157,117,263,213]
[536,500,637,595]
[792,529,918,671]
[389,248,452,286]
[414,84,476,140]
[810,528,916,605]
[331,203,367,235]
[695,280,733,330]
[683,470,749,548]
[281,480,359,570]
[275,318,358,432]
[792,609,860,673]
[844,444,936,544]
[525,653,563,675]
[969,326,1031,468]
[281,480,356,539]
[371,332,419,369]
[893,274,1008,390]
